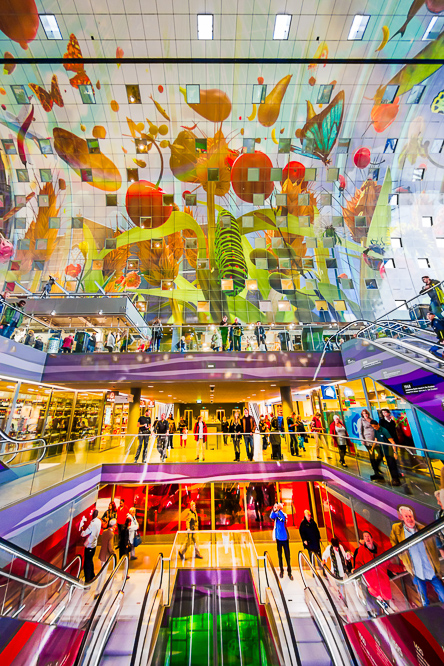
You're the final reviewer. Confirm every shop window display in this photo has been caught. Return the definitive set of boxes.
[0,380,17,432]
[44,390,75,447]
[71,392,103,443]
[214,482,246,530]
[181,484,211,531]
[246,482,277,532]
[10,383,51,438]
[146,484,180,535]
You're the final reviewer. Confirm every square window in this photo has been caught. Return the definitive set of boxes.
[365,278,378,289]
[221,279,234,291]
[317,84,333,104]
[72,216,83,229]
[135,301,146,313]
[431,139,444,154]
[242,216,253,229]
[197,301,209,312]
[127,259,139,271]
[10,261,20,270]
[413,168,425,181]
[278,138,291,154]
[79,84,95,104]
[394,300,408,311]
[246,279,258,290]
[92,260,104,270]
[253,192,264,206]
[161,280,173,291]
[195,138,207,154]
[391,237,402,248]
[320,193,332,206]
[333,300,346,311]
[207,168,219,181]
[106,194,117,206]
[135,138,149,153]
[11,85,28,104]
[259,301,272,312]
[32,260,44,271]
[248,168,259,182]
[272,237,284,248]
[355,216,367,227]
[418,258,430,269]
[252,84,267,104]
[141,217,152,229]
[276,215,287,227]
[302,258,314,269]
[15,195,26,206]
[38,195,49,207]
[305,168,317,181]
[255,237,266,249]
[243,138,255,154]
[333,216,344,227]
[18,239,30,250]
[279,258,291,269]
[278,301,291,311]
[151,239,162,249]
[369,168,379,181]
[256,258,268,269]
[407,85,425,104]
[384,258,395,269]
[220,215,231,229]
[305,238,317,248]
[276,193,287,206]
[80,168,93,183]
[381,85,399,104]
[105,238,117,250]
[422,216,433,227]
[298,193,310,205]
[323,237,334,248]
[437,238,444,248]
[87,138,100,154]
[16,169,29,182]
[1,139,16,154]
[126,85,141,104]
[315,300,328,311]
[162,193,174,205]
[186,85,200,104]
[127,168,138,182]
[326,258,337,268]
[270,167,283,181]
[40,169,52,183]
[337,139,350,154]
[38,138,53,155]
[15,218,26,230]
[49,217,60,229]
[35,239,48,250]
[340,277,353,289]
[197,259,209,270]
[389,194,399,206]
[185,193,197,206]
[384,138,397,153]
[327,168,339,182]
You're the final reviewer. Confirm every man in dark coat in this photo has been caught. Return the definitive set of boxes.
[299,509,321,557]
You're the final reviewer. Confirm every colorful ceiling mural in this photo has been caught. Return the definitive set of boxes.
[0,1,443,324]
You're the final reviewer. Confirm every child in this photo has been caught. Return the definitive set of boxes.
[181,427,188,447]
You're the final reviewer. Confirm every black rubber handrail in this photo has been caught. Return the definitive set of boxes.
[0,428,47,467]
[129,553,164,666]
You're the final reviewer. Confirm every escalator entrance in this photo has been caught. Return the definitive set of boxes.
[151,568,279,666]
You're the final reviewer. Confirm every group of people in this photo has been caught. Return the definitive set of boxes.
[358,408,407,486]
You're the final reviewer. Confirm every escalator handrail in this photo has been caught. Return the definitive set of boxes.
[297,551,359,666]
[129,553,163,666]
[73,554,129,666]
[310,514,444,585]
[264,550,303,666]
[0,535,117,589]
[0,428,47,467]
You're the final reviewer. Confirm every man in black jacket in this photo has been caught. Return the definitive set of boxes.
[254,321,267,351]
[299,510,321,557]
[427,312,444,342]
[134,412,151,463]
[241,408,256,461]
[155,413,169,462]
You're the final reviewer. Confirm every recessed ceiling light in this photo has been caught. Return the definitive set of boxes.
[40,14,62,40]
[348,14,370,40]
[261,390,265,392]
[198,14,213,40]
[423,16,441,40]
[159,390,163,393]
[271,384,276,386]
[273,14,292,40]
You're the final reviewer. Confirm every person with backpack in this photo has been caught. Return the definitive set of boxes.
[0,300,26,339]
[232,318,243,351]
[270,503,293,580]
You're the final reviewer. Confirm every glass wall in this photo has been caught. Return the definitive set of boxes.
[180,484,211,531]
[246,482,277,533]
[10,383,51,438]
[214,482,246,530]
[72,392,104,442]
[44,389,75,447]
[146,484,180,535]
[0,379,17,432]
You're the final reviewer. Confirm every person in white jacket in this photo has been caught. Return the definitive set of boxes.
[127,507,139,560]
[322,537,351,578]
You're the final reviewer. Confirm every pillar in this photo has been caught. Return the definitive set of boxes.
[128,387,141,434]
[280,385,293,425]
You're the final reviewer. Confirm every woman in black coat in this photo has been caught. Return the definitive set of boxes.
[119,517,132,560]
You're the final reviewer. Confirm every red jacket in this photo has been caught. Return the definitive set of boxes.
[354,544,396,601]
[193,421,208,443]
[329,420,348,439]
[310,416,323,432]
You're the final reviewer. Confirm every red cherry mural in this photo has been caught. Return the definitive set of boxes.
[281,160,306,184]
[230,152,274,203]
[353,147,371,169]
[125,181,173,228]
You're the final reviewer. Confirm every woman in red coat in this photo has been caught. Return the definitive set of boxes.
[193,415,208,462]
[329,414,349,467]
[354,531,395,604]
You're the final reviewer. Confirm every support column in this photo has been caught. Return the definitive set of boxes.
[128,387,141,434]
[280,385,293,425]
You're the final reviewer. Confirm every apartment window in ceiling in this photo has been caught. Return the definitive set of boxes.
[1,139,15,154]
[40,169,52,183]
[384,139,398,153]
[195,138,207,154]
[49,217,60,229]
[389,194,399,206]
[395,300,408,311]
[127,168,138,183]
[348,15,370,40]
[423,16,444,40]
[87,138,100,154]
[418,258,430,269]
[278,138,291,154]
[40,14,62,39]
[391,237,402,248]
[337,139,350,154]
[38,138,53,155]
[270,167,282,181]
[436,238,444,248]
[186,85,200,104]
[381,86,399,104]
[252,85,267,104]
[273,14,292,40]
[106,194,117,206]
[407,85,426,104]
[135,138,148,154]
[185,193,197,206]
[16,169,29,182]
[430,139,444,153]
[317,85,333,105]
[413,168,425,181]
[79,85,95,104]
[80,168,93,183]
[126,85,141,104]
[365,279,378,290]
[243,138,255,154]
[197,14,213,40]
[384,259,395,269]
[422,216,433,227]
[11,85,28,104]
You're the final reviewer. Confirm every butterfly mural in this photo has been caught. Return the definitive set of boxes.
[63,34,95,93]
[292,90,344,165]
[29,75,64,112]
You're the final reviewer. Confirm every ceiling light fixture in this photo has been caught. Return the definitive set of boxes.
[40,14,62,40]
[422,16,440,40]
[348,14,370,40]
[273,14,292,40]
[197,14,213,40]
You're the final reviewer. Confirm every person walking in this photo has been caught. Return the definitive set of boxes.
[299,510,321,557]
[370,420,401,486]
[81,509,102,583]
[390,505,444,606]
[329,415,349,467]
[41,276,55,299]
[219,315,229,351]
[152,318,163,352]
[178,416,187,447]
[241,407,255,461]
[116,499,127,538]
[179,501,203,561]
[127,507,139,560]
[230,411,242,461]
[134,412,151,463]
[232,317,243,351]
[221,416,230,446]
[358,409,383,480]
[0,300,26,339]
[168,414,176,450]
[310,412,330,458]
[286,412,299,456]
[193,415,207,462]
[254,321,267,351]
[270,503,293,580]
[295,416,307,453]
[87,332,97,353]
[420,275,444,319]
[104,330,115,352]
[155,413,169,462]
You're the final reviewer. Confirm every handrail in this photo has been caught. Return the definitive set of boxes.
[0,299,53,330]
[264,550,302,666]
[0,428,47,467]
[129,553,164,666]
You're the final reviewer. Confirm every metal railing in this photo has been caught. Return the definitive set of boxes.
[0,428,47,467]
[129,553,164,666]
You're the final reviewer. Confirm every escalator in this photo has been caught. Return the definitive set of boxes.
[298,516,444,666]
[0,429,47,486]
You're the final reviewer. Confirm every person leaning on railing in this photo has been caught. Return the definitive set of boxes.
[0,299,26,339]
[420,276,444,319]
[358,409,382,481]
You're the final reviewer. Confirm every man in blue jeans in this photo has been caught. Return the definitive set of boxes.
[390,505,444,606]
[270,503,293,580]
[241,408,255,462]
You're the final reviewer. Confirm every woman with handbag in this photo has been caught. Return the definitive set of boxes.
[127,507,139,560]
